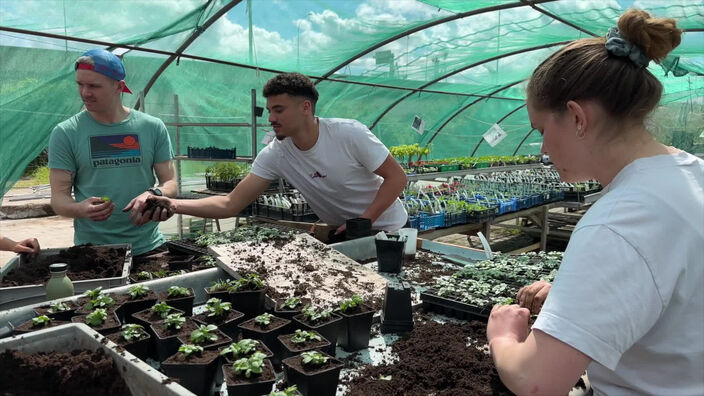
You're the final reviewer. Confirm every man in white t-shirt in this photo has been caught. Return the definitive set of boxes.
[148,72,408,234]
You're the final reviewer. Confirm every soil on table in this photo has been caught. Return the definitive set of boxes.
[0,348,132,396]
[343,313,512,396]
[161,348,220,365]
[399,251,461,286]
[1,244,127,287]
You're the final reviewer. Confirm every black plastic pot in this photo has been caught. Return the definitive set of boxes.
[345,217,372,240]
[278,330,331,360]
[161,349,221,396]
[168,255,194,271]
[204,286,230,302]
[375,235,406,273]
[380,281,414,334]
[238,315,291,366]
[106,330,151,361]
[157,288,196,316]
[282,352,344,396]
[337,305,375,351]
[221,340,274,365]
[150,319,199,362]
[292,313,342,356]
[33,301,79,322]
[70,311,122,335]
[115,291,158,323]
[229,288,266,320]
[222,358,276,396]
[191,309,245,341]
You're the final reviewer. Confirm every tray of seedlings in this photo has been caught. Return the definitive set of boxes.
[420,251,563,321]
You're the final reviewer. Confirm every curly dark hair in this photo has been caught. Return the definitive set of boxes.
[263,72,319,112]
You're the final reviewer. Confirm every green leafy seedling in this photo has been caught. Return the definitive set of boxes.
[282,297,301,310]
[301,305,332,324]
[269,385,299,396]
[85,287,103,299]
[121,323,147,342]
[220,338,259,359]
[338,294,363,313]
[209,279,231,292]
[190,324,219,344]
[290,329,322,344]
[253,313,272,327]
[205,298,231,318]
[167,286,191,298]
[100,196,111,202]
[233,351,266,378]
[164,313,185,330]
[179,344,204,359]
[128,285,150,300]
[150,302,173,318]
[85,308,108,327]
[86,294,115,310]
[136,271,153,280]
[301,350,328,366]
[32,315,52,328]
[47,301,70,313]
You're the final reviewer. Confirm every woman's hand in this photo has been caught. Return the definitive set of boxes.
[517,280,551,314]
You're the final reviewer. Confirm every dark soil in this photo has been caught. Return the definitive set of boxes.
[12,318,71,334]
[142,197,172,218]
[105,328,150,347]
[131,306,185,325]
[191,309,244,326]
[112,290,158,309]
[292,313,341,329]
[152,318,199,340]
[283,353,343,375]
[71,312,121,334]
[0,348,132,396]
[343,314,512,396]
[1,244,127,286]
[400,251,461,286]
[278,332,330,353]
[33,301,79,319]
[274,297,311,313]
[223,359,276,385]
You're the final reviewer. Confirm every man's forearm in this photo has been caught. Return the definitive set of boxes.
[51,193,81,218]
[173,195,245,219]
[157,179,179,198]
[362,176,406,222]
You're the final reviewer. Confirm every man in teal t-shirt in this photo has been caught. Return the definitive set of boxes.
[48,48,177,256]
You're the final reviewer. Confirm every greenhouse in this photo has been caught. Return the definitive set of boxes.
[0,1,702,395]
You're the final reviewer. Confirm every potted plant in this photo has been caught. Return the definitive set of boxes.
[33,300,78,321]
[228,273,267,319]
[158,286,195,316]
[71,308,121,335]
[282,351,344,396]
[336,294,375,351]
[76,287,117,315]
[292,305,342,356]
[150,313,199,362]
[219,338,274,365]
[277,329,331,360]
[222,351,276,396]
[131,301,185,329]
[274,296,311,321]
[205,278,232,301]
[115,284,158,322]
[161,344,221,396]
[177,323,231,351]
[12,314,70,334]
[192,297,244,341]
[268,385,302,396]
[106,323,151,360]
[238,313,291,365]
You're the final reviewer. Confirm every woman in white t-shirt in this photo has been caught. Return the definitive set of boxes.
[487,9,703,395]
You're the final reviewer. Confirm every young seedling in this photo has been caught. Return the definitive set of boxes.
[127,285,150,300]
[47,301,71,313]
[85,294,115,310]
[85,308,108,327]
[121,323,147,342]
[301,305,333,324]
[290,329,322,344]
[190,324,219,344]
[301,350,328,366]
[164,313,186,330]
[198,256,216,267]
[208,279,231,292]
[167,286,191,298]
[100,196,111,202]
[150,302,174,319]
[205,298,232,318]
[227,273,265,292]
[269,385,299,396]
[220,339,258,359]
[338,294,363,313]
[281,296,302,310]
[85,286,103,299]
[179,344,204,359]
[136,271,153,280]
[31,315,52,328]
[233,351,267,378]
[253,313,272,327]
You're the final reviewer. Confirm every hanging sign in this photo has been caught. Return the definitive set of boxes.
[483,123,507,147]
[411,115,425,135]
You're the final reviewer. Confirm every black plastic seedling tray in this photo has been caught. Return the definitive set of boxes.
[420,290,492,322]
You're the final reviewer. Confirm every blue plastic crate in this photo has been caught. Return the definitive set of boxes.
[419,212,445,231]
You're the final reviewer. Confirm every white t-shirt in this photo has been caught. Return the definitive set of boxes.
[250,117,408,231]
[533,151,704,395]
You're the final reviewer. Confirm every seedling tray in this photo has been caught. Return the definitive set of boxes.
[0,244,132,311]
[420,290,493,321]
[0,323,193,396]
[165,240,209,256]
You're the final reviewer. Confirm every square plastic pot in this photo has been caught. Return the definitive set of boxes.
[238,315,291,366]
[380,281,413,333]
[345,218,372,240]
[277,330,331,361]
[282,352,344,396]
[292,313,342,356]
[229,288,266,320]
[161,348,220,396]
[375,235,406,274]
[157,288,195,316]
[222,358,276,396]
[337,306,375,352]
[191,308,245,341]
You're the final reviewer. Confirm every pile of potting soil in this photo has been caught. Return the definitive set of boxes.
[1,244,127,286]
[343,315,513,396]
[0,348,132,395]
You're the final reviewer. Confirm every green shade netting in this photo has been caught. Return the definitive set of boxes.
[1,0,702,199]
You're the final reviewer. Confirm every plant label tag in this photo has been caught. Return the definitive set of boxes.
[411,115,424,135]
[483,123,507,147]
[261,130,276,145]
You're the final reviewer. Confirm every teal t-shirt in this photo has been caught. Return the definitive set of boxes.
[48,110,173,255]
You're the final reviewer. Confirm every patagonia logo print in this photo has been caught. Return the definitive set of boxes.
[90,134,142,168]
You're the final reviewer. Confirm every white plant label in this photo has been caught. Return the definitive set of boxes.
[411,115,425,135]
[483,123,507,147]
